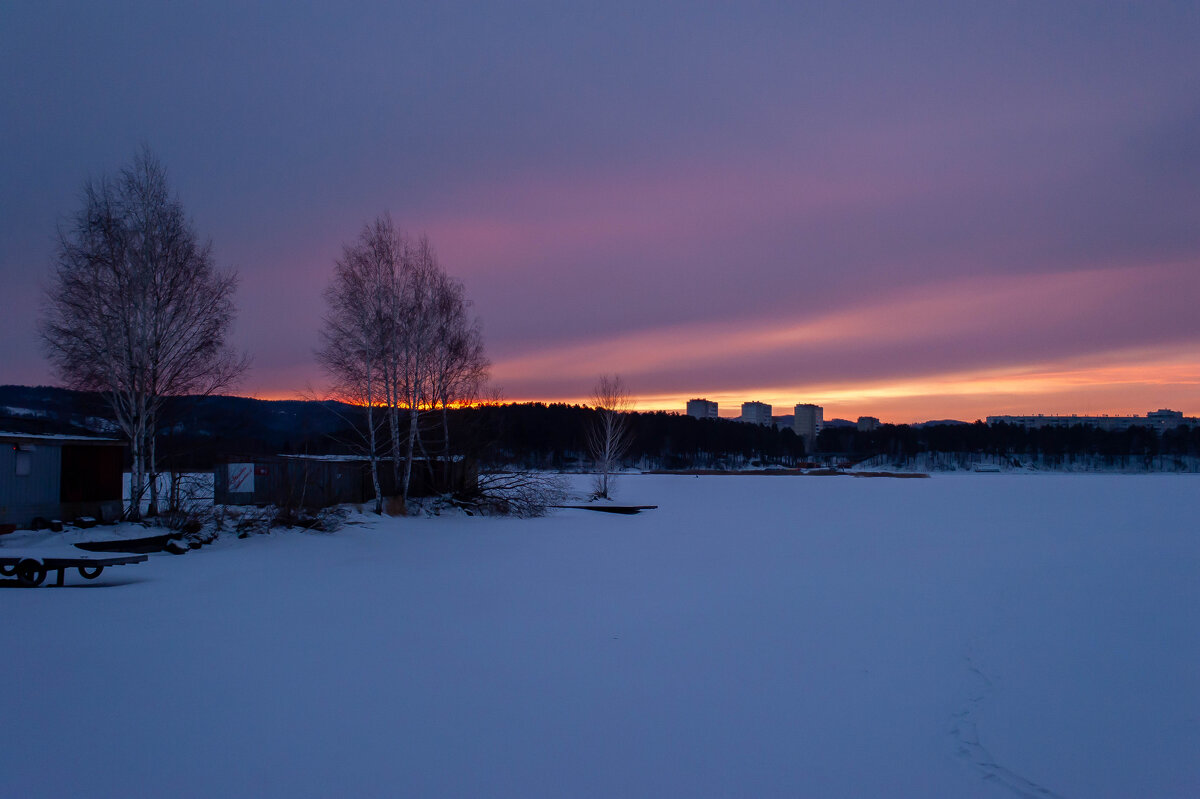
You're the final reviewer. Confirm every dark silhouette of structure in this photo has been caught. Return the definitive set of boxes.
[0,432,125,529]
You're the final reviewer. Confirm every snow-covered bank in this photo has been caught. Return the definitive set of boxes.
[849,451,1200,473]
[3,474,1197,797]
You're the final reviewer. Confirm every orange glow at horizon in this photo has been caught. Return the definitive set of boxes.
[494,345,1200,423]
[242,349,1200,424]
[242,264,1200,422]
[246,344,1200,423]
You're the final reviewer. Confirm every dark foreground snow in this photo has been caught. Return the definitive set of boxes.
[3,474,1198,797]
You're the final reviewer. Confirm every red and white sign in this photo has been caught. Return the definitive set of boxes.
[228,463,255,493]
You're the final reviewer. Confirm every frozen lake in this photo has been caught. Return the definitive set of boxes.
[3,474,1198,797]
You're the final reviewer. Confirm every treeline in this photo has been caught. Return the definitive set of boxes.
[0,391,809,471]
[450,404,808,470]
[129,402,813,472]
[817,422,1200,464]
[7,387,1200,471]
[456,410,1200,470]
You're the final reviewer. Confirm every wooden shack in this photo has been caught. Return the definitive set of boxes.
[212,455,476,508]
[0,432,125,530]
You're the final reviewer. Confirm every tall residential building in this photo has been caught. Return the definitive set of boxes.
[740,401,773,426]
[794,403,824,450]
[857,416,880,432]
[686,398,719,420]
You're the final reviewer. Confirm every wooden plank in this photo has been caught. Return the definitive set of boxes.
[550,505,658,515]
[73,533,175,554]
[1,553,149,568]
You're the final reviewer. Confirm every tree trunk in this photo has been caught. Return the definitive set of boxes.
[147,422,159,517]
[441,403,450,458]
[403,406,419,502]
[441,403,451,493]
[389,390,402,488]
[367,369,383,515]
[128,414,145,521]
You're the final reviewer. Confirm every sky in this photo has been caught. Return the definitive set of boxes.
[2,2,1199,422]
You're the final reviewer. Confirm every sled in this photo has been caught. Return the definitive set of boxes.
[0,552,149,587]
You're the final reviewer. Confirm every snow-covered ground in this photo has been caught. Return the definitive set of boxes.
[3,474,1197,798]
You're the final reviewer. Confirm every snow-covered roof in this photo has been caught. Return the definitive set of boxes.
[277,454,373,462]
[273,453,463,462]
[0,431,123,444]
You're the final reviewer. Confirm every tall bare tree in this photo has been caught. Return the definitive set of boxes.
[316,217,403,514]
[426,267,489,488]
[391,236,438,501]
[321,215,489,508]
[41,148,245,519]
[587,374,634,499]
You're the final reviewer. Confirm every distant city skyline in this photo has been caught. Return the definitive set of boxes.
[3,5,1198,422]
[497,387,1198,426]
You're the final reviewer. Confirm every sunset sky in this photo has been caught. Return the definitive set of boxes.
[3,3,1199,422]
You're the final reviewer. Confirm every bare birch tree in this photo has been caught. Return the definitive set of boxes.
[317,217,402,514]
[587,374,633,499]
[321,214,489,506]
[392,236,439,502]
[320,216,490,508]
[427,269,489,488]
[41,148,245,520]
[385,234,488,502]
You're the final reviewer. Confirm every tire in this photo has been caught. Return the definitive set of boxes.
[16,558,47,587]
[0,562,17,577]
[78,564,105,580]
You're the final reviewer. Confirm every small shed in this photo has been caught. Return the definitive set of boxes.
[213,455,476,508]
[0,432,125,529]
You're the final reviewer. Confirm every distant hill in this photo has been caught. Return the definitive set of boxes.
[0,385,117,436]
[0,385,363,467]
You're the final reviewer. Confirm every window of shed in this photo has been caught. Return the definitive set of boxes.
[15,451,32,476]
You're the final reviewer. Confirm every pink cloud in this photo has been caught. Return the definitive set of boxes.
[490,262,1192,383]
[417,151,923,276]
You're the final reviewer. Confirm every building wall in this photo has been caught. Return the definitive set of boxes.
[686,399,719,419]
[740,401,773,426]
[0,442,61,526]
[1,439,126,528]
[215,457,476,508]
[794,404,824,450]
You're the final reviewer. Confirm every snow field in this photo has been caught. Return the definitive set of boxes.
[2,474,1197,797]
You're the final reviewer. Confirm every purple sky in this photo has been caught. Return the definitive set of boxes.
[3,2,1199,421]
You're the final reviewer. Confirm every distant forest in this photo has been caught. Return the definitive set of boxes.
[817,421,1200,470]
[3,386,1198,471]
